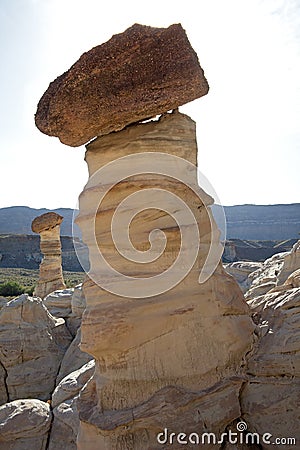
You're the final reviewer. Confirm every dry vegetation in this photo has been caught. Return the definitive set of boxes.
[0,268,85,295]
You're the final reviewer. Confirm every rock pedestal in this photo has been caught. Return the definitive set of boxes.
[75,112,254,449]
[31,212,66,299]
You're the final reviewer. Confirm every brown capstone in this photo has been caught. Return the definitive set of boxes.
[35,23,209,147]
[31,212,63,233]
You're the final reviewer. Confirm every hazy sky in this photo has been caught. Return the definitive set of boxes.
[0,0,299,209]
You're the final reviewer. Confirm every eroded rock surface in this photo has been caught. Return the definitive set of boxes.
[49,360,95,450]
[0,294,72,401]
[35,23,209,146]
[43,288,73,318]
[75,111,254,448]
[0,399,51,450]
[229,240,300,301]
[32,212,66,299]
[241,285,300,449]
[57,328,93,384]
[225,261,262,293]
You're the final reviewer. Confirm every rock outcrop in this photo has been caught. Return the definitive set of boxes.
[0,294,72,401]
[226,240,300,300]
[32,212,66,299]
[222,241,300,448]
[32,20,300,450]
[0,399,52,450]
[35,23,209,146]
[75,111,254,448]
[225,261,262,293]
[241,284,300,449]
[49,360,95,450]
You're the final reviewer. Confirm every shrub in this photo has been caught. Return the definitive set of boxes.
[25,285,35,296]
[0,281,25,297]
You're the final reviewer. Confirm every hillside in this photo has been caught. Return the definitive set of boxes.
[0,206,81,237]
[0,204,299,240]
[0,234,87,272]
[224,203,300,240]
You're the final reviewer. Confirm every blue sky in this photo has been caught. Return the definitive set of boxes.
[0,0,299,208]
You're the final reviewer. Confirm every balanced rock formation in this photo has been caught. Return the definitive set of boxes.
[35,23,209,146]
[75,111,255,448]
[32,212,66,299]
[34,23,258,449]
[0,294,72,401]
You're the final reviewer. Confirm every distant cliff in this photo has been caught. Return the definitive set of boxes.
[223,203,300,240]
[0,234,86,272]
[0,233,297,270]
[0,204,299,240]
[0,206,81,238]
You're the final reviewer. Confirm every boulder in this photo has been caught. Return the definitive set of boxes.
[245,252,286,300]
[52,360,95,408]
[0,294,72,401]
[43,288,73,318]
[35,23,209,146]
[48,398,78,450]
[0,399,51,450]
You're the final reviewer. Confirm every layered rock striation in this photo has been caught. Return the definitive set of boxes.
[0,294,72,402]
[75,111,254,448]
[32,212,66,299]
[32,21,300,450]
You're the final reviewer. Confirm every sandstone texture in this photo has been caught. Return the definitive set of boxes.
[57,328,93,383]
[76,111,254,448]
[32,212,66,298]
[0,287,90,449]
[49,360,95,450]
[0,399,52,450]
[227,240,300,301]
[43,288,73,318]
[241,285,300,449]
[225,261,262,293]
[223,242,300,449]
[0,294,72,401]
[35,23,209,146]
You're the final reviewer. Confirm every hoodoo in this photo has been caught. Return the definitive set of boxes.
[32,212,66,299]
[33,23,267,450]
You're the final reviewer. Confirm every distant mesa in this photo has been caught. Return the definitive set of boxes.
[35,23,209,147]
